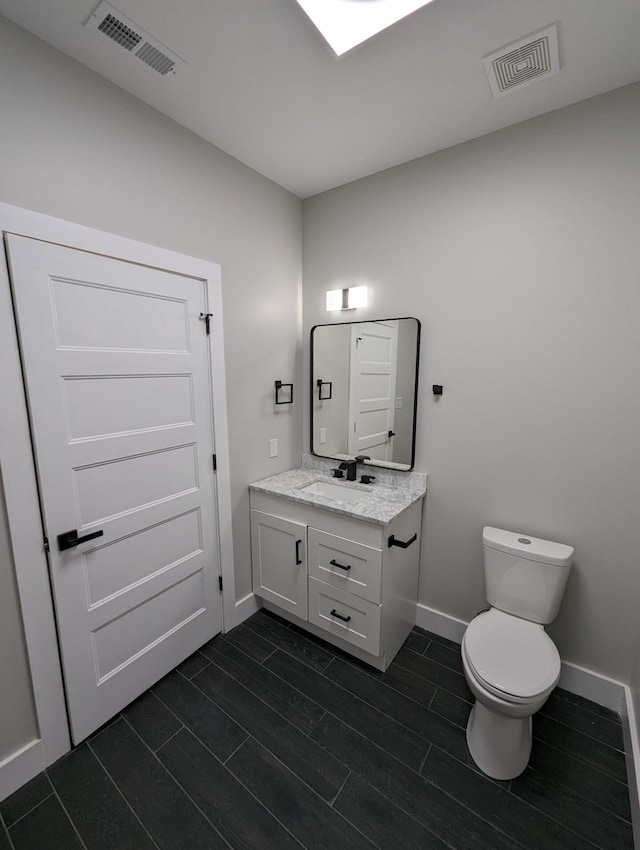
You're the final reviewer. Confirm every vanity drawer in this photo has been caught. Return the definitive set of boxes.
[308,528,382,604]
[308,577,381,655]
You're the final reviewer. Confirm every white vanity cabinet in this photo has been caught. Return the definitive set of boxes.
[250,488,423,671]
[250,511,308,619]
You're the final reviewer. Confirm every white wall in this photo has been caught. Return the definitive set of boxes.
[0,14,302,761]
[0,478,38,762]
[303,83,640,683]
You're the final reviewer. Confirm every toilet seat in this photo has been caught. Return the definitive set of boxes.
[464,609,560,702]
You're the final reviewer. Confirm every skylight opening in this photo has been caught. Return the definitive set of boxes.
[295,0,437,58]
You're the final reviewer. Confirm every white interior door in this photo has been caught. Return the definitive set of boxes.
[348,321,398,461]
[6,234,223,744]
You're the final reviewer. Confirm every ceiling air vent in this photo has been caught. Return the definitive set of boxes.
[85,2,185,77]
[483,25,560,98]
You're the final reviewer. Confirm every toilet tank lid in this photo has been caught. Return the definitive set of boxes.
[483,527,574,567]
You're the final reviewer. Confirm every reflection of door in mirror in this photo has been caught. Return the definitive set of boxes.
[311,317,420,471]
[347,321,398,462]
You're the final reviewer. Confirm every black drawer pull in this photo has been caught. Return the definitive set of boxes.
[388,533,417,549]
[330,558,351,572]
[330,609,351,624]
[57,528,104,551]
[295,539,303,565]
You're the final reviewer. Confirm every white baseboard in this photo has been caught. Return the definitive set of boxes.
[557,660,625,713]
[415,603,467,643]
[621,686,640,847]
[416,603,626,712]
[0,739,44,803]
[229,591,260,630]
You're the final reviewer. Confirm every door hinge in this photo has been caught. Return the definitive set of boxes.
[43,537,50,552]
[212,453,217,471]
[199,312,213,335]
[218,575,223,592]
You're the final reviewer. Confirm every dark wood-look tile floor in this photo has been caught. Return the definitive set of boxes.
[1,610,634,849]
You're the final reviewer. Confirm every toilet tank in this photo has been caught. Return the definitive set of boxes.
[483,527,574,624]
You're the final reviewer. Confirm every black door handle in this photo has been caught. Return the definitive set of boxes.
[295,539,303,565]
[330,558,351,571]
[388,430,396,438]
[388,533,417,549]
[330,609,351,623]
[57,528,104,552]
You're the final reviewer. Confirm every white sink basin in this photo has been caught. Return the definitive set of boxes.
[297,479,369,504]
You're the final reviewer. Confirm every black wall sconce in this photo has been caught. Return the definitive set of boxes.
[275,380,293,405]
[316,379,333,400]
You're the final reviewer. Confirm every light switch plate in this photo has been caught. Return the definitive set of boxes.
[395,397,403,409]
[319,427,326,444]
[269,438,278,458]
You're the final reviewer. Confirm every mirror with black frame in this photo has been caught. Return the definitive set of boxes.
[311,317,421,471]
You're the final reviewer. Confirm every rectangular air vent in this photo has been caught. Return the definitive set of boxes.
[483,25,560,98]
[86,2,185,77]
[97,13,141,51]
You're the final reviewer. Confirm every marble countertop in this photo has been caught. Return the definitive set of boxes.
[249,462,427,526]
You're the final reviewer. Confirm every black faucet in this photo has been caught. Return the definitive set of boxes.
[337,455,371,482]
[338,459,357,481]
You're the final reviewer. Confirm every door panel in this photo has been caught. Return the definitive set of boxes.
[74,443,199,525]
[62,373,194,439]
[50,276,191,351]
[6,234,222,743]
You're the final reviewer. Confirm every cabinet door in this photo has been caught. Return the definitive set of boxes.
[251,510,307,619]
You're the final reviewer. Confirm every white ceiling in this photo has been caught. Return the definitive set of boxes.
[1,0,639,198]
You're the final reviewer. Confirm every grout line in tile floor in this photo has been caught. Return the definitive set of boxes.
[328,769,351,807]
[221,735,250,766]
[0,814,15,850]
[86,738,162,850]
[224,728,370,849]
[218,736,309,850]
[2,791,55,831]
[118,713,236,850]
[418,743,433,775]
[153,724,186,754]
[49,781,89,850]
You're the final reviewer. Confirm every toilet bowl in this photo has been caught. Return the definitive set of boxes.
[462,608,560,779]
[462,527,574,780]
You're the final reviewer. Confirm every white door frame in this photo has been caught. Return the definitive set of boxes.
[0,201,236,796]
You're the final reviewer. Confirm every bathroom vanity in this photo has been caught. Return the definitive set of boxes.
[249,458,426,671]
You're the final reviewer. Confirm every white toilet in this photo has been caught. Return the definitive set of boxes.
[461,526,574,780]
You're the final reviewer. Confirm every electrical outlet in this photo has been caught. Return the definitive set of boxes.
[269,438,278,458]
[319,427,326,444]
